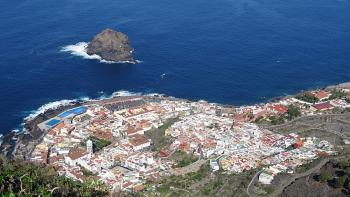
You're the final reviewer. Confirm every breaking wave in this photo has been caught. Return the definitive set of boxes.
[24,99,78,121]
[60,42,141,64]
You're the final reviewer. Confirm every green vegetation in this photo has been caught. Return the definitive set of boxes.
[171,150,198,168]
[207,123,219,129]
[145,163,256,197]
[254,116,271,125]
[296,93,319,103]
[0,157,108,196]
[199,170,257,197]
[154,162,210,196]
[201,178,223,195]
[83,136,111,152]
[338,159,349,169]
[329,90,347,100]
[145,117,179,151]
[270,116,285,125]
[79,165,95,177]
[286,105,301,120]
[91,136,111,151]
[336,176,347,188]
[345,167,350,176]
[319,170,333,183]
[346,97,350,103]
[296,158,323,173]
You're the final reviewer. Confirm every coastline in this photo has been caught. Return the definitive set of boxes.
[1,81,349,159]
[1,94,180,159]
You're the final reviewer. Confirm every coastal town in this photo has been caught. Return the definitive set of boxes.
[25,86,350,194]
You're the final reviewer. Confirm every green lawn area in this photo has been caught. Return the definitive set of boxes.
[145,117,179,151]
[80,136,112,152]
[170,150,198,167]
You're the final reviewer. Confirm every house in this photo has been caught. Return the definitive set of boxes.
[259,171,274,184]
[311,102,334,111]
[210,159,220,172]
[330,99,349,108]
[269,104,288,114]
[128,134,151,151]
[65,148,88,166]
[313,91,331,100]
[293,140,304,149]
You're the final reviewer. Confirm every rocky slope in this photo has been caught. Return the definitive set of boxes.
[87,28,134,63]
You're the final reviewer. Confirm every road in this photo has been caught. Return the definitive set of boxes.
[246,170,263,197]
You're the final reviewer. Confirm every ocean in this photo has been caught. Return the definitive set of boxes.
[0,0,350,133]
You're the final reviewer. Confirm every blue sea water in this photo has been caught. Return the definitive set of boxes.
[1,0,350,133]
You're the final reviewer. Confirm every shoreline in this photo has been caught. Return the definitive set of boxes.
[1,81,349,158]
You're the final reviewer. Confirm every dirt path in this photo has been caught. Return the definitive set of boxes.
[246,170,263,197]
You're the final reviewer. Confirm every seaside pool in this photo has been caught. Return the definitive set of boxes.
[45,119,61,128]
[58,106,87,118]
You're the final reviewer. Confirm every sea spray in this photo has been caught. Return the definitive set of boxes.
[61,42,140,64]
[23,99,78,121]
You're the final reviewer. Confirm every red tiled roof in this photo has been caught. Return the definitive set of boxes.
[123,181,133,189]
[133,184,145,193]
[159,150,169,158]
[68,148,87,160]
[314,91,330,100]
[51,122,65,133]
[129,134,149,147]
[270,104,288,114]
[312,102,334,110]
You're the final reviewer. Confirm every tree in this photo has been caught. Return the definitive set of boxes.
[0,158,109,196]
[296,93,319,103]
[339,159,349,169]
[270,116,285,125]
[336,176,347,188]
[345,167,350,176]
[319,170,333,183]
[329,90,347,100]
[287,105,301,120]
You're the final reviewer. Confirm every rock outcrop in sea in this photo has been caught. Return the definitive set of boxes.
[87,28,134,63]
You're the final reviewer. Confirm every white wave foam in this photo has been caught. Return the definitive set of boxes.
[100,90,163,99]
[111,90,142,97]
[61,42,100,60]
[79,96,91,101]
[61,42,141,64]
[160,73,166,79]
[24,99,78,121]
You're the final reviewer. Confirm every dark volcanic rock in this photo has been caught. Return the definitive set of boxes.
[9,102,82,160]
[87,28,134,62]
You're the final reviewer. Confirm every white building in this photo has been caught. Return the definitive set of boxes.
[259,172,274,184]
[210,160,220,172]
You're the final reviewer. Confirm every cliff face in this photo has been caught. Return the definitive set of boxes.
[87,28,134,62]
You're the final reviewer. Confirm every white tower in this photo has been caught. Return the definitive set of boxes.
[86,139,93,156]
